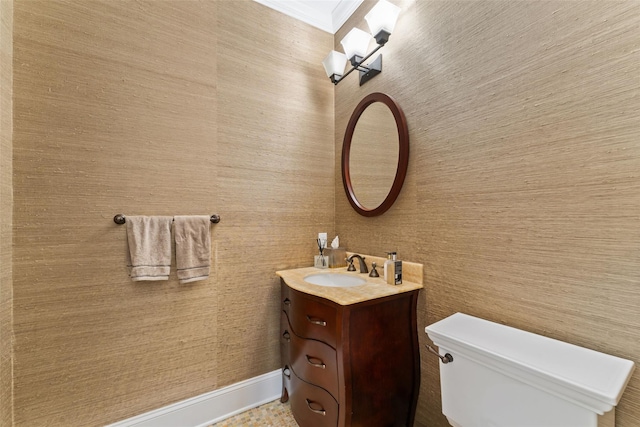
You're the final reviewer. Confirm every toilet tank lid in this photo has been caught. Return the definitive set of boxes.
[425,313,635,410]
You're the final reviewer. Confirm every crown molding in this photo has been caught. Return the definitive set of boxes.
[331,0,364,33]
[253,0,364,34]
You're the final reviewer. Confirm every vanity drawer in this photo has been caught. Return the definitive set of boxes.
[282,283,338,348]
[281,282,291,310]
[280,311,291,368]
[282,311,339,397]
[289,370,339,427]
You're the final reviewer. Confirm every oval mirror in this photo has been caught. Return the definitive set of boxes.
[342,93,409,217]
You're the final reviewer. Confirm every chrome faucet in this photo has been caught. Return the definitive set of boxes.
[346,254,368,274]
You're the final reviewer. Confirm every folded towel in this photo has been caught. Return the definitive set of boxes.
[126,216,173,281]
[174,215,211,284]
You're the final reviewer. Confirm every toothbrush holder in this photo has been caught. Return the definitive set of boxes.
[314,255,329,269]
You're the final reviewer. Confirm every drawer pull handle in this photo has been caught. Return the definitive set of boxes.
[283,366,291,379]
[282,331,290,341]
[305,355,326,369]
[283,298,291,306]
[306,315,327,327]
[305,398,326,416]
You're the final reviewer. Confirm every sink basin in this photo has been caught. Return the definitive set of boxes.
[304,273,366,288]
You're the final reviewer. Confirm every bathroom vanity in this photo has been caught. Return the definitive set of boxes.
[277,265,423,427]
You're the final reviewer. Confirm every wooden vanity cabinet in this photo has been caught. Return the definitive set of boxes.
[280,280,420,427]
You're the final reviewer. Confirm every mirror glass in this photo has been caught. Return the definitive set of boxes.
[349,103,399,209]
[342,93,409,217]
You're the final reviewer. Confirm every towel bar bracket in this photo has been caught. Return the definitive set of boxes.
[113,214,220,225]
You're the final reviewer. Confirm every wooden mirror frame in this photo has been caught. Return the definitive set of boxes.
[342,92,409,217]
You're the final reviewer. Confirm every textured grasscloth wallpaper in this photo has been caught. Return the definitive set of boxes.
[334,1,640,426]
[1,0,13,425]
[12,1,332,425]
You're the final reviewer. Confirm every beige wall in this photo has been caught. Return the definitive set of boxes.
[1,0,13,424]
[12,0,333,425]
[334,1,640,426]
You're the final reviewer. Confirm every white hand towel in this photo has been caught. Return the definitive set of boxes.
[126,216,173,281]
[174,215,211,284]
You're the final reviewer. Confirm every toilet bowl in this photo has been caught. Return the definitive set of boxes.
[425,313,634,427]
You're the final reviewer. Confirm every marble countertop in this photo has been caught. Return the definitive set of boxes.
[276,266,423,306]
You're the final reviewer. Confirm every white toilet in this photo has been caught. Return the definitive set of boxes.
[425,313,635,427]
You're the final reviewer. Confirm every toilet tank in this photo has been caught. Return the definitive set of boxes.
[425,313,635,427]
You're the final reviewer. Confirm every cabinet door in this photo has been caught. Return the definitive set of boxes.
[289,370,339,427]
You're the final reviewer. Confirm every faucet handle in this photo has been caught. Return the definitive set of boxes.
[346,258,356,271]
[369,262,379,277]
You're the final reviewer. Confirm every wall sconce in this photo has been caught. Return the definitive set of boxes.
[322,0,401,86]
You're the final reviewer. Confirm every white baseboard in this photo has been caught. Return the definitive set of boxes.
[106,369,282,427]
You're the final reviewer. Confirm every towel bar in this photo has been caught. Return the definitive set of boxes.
[113,214,220,225]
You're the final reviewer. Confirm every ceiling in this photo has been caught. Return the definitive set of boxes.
[252,0,364,34]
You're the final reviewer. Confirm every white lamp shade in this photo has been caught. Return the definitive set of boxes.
[340,28,372,60]
[322,50,348,78]
[365,0,401,37]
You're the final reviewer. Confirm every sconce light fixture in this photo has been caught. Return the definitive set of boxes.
[322,0,401,86]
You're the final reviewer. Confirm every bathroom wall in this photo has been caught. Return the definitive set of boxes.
[12,0,333,425]
[334,1,640,426]
[1,0,13,424]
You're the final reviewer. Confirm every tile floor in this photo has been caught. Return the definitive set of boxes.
[210,399,298,427]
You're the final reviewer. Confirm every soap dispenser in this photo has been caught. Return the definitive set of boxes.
[384,252,395,284]
[393,253,403,285]
[385,252,403,285]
